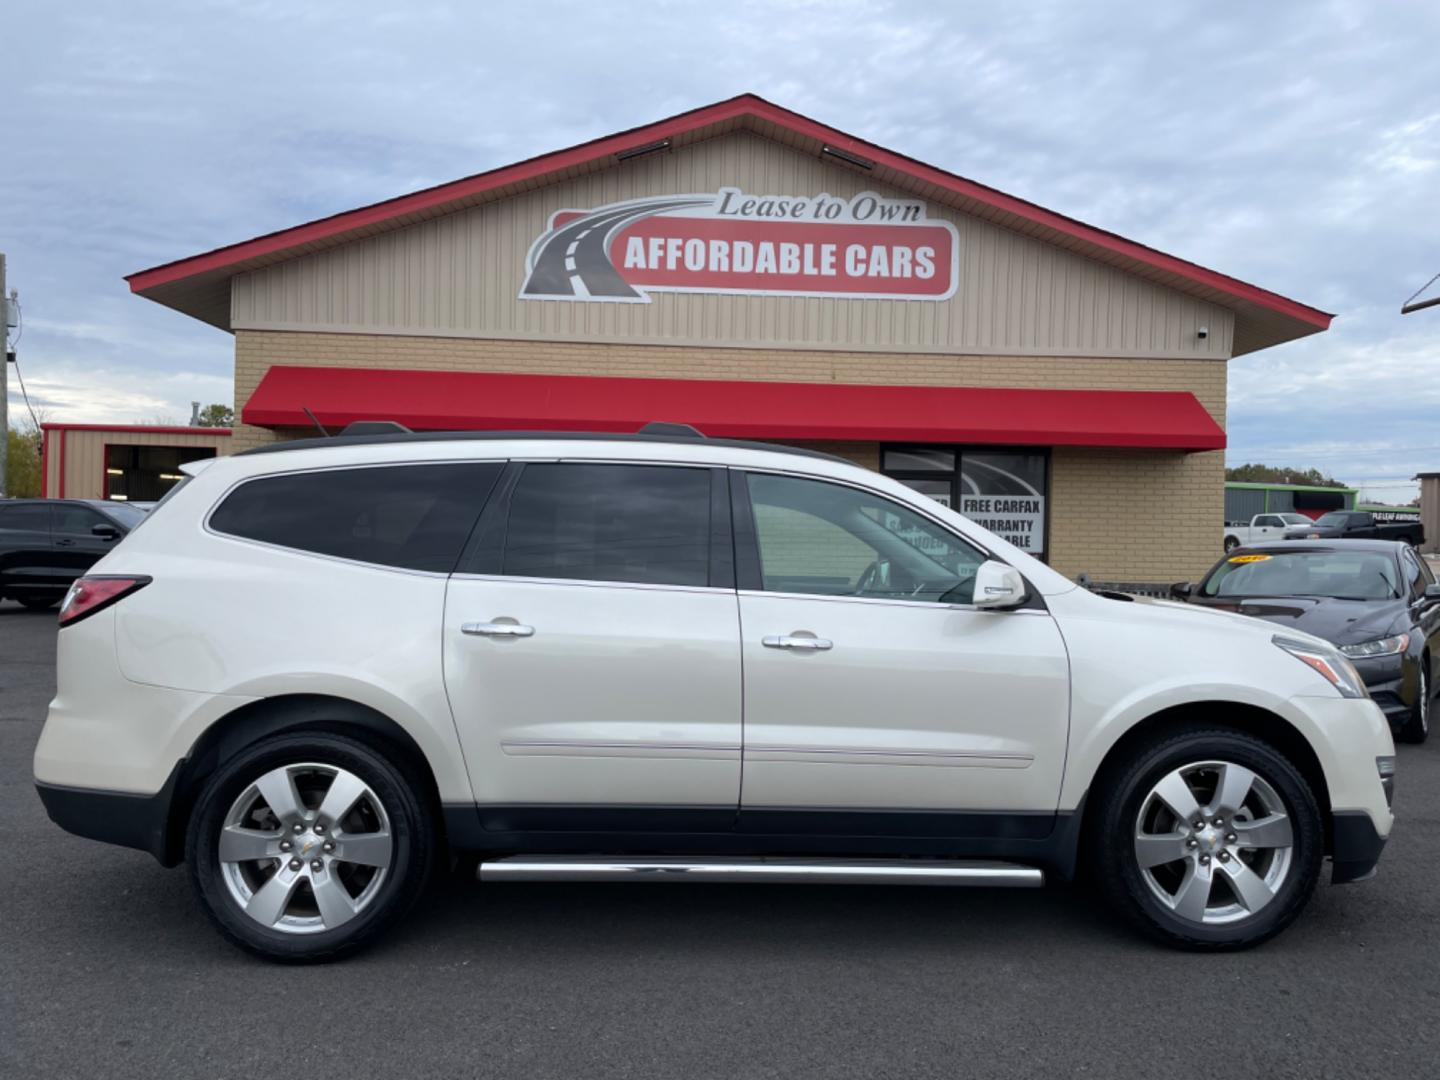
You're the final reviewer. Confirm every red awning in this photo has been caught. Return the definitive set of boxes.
[241,366,1225,451]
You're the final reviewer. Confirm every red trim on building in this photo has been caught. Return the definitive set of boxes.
[125,94,1331,330]
[57,429,66,499]
[240,367,1226,452]
[40,429,50,498]
[39,423,232,436]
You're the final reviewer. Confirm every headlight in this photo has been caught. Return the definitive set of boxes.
[1273,634,1368,699]
[1339,633,1410,659]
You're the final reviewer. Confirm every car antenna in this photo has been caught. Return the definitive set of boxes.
[301,406,331,438]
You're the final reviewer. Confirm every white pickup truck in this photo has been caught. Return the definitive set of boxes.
[1222,512,1313,553]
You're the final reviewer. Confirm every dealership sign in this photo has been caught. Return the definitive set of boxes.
[520,189,959,303]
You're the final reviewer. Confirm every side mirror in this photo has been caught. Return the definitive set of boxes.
[972,560,1028,610]
[1426,583,1440,601]
[1169,581,1195,600]
[91,523,121,541]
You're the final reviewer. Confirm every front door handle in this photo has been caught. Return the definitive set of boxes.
[55,539,76,547]
[762,634,833,651]
[462,621,535,638]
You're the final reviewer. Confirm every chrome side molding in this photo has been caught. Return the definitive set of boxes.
[478,855,1043,887]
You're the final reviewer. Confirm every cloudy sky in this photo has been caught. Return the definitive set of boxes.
[3,0,1437,500]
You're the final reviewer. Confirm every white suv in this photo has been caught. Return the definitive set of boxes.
[33,428,1396,961]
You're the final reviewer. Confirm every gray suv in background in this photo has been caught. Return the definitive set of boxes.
[0,499,147,610]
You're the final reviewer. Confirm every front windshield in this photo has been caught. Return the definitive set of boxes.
[1279,514,1310,526]
[1312,512,1347,527]
[1201,550,1400,601]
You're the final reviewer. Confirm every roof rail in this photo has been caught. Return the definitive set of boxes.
[236,428,850,465]
[339,420,413,437]
[636,421,705,438]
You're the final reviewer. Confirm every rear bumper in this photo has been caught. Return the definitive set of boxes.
[35,763,183,867]
[1331,810,1387,884]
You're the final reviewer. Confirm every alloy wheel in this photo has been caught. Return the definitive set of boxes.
[218,762,394,935]
[1133,760,1294,925]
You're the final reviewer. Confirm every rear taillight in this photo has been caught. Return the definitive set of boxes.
[58,576,152,627]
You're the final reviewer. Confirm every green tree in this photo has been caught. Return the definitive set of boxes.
[1224,463,1348,488]
[196,403,234,428]
[6,426,43,498]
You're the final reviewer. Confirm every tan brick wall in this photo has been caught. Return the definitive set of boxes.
[233,330,1227,582]
[1048,447,1224,583]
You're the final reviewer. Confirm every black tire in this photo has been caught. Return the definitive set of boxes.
[1395,660,1430,745]
[1223,536,1240,554]
[17,593,63,611]
[185,730,437,963]
[1092,726,1324,950]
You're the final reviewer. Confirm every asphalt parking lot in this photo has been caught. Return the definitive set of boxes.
[2,600,1438,1080]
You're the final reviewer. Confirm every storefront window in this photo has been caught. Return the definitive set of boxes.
[882,445,1049,558]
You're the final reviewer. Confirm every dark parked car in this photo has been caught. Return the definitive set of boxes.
[1173,540,1440,742]
[1282,510,1424,546]
[0,499,148,610]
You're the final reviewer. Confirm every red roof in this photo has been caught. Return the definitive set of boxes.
[241,366,1226,451]
[128,94,1330,355]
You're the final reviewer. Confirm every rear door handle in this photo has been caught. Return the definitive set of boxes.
[762,635,833,651]
[462,621,535,638]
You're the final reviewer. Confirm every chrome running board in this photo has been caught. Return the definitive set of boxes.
[478,855,1043,887]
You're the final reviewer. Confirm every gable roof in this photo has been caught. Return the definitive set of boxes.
[127,93,1332,355]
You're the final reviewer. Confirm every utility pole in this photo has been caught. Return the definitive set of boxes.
[1,253,9,498]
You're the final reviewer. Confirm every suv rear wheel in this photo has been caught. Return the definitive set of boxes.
[1093,728,1323,950]
[185,731,436,963]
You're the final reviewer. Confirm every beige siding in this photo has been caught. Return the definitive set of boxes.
[47,430,231,501]
[233,330,1226,582]
[1421,476,1439,555]
[232,131,1234,360]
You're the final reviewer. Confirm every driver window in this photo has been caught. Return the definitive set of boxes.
[1402,549,1426,599]
[746,472,986,604]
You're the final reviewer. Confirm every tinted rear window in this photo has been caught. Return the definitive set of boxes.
[502,463,711,586]
[0,504,50,532]
[210,463,501,572]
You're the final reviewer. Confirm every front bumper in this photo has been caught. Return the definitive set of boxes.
[1351,654,1416,725]
[1331,810,1388,884]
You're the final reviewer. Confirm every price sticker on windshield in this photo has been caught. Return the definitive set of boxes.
[1228,554,1273,564]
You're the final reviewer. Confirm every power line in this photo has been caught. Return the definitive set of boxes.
[5,297,40,432]
[11,355,40,433]
[1401,269,1440,315]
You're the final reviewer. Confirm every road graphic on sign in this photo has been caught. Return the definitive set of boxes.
[520,196,713,300]
[961,459,1042,497]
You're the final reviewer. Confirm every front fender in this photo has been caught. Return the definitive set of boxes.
[1059,677,1312,809]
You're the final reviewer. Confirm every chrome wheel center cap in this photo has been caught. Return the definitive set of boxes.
[295,831,323,860]
[1197,826,1224,854]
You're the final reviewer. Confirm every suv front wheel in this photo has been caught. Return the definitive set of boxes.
[1093,728,1323,950]
[185,731,436,962]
